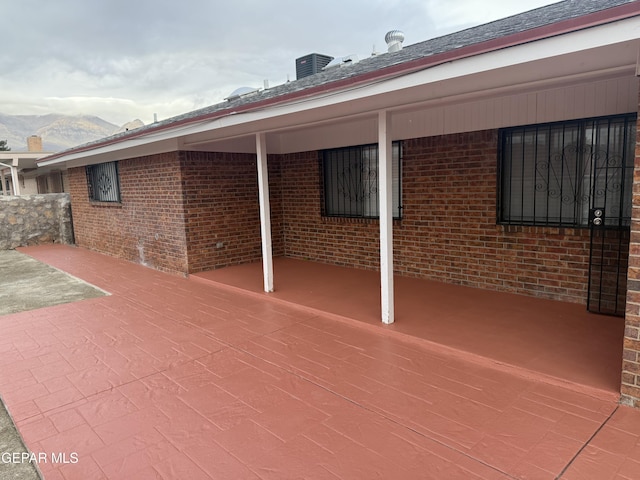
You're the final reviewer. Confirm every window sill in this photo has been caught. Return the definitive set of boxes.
[322,216,402,225]
[89,200,123,207]
[497,224,588,235]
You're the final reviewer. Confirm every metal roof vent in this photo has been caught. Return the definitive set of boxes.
[385,30,405,52]
[322,54,359,71]
[225,86,260,102]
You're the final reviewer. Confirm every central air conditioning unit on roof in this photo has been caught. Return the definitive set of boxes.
[295,53,334,80]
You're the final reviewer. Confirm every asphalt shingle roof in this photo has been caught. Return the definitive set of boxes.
[45,0,637,158]
[165,0,636,118]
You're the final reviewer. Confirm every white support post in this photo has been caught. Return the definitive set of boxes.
[10,161,20,195]
[256,133,274,292]
[0,170,6,196]
[378,110,395,324]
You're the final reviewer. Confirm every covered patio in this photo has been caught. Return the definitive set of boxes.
[193,257,625,397]
[34,1,640,409]
[1,245,636,479]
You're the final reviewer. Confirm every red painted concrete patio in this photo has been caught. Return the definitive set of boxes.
[0,245,638,479]
[194,258,626,395]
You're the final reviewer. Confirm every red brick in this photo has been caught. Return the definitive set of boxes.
[70,130,611,305]
[275,132,593,304]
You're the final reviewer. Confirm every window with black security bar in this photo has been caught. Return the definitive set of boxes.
[498,114,636,227]
[323,142,402,219]
[86,161,121,202]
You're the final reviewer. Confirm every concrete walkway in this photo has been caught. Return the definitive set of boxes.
[0,400,41,479]
[0,245,639,479]
[0,250,105,316]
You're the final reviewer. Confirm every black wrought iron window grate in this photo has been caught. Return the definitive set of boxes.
[323,142,402,219]
[86,161,121,202]
[498,114,636,228]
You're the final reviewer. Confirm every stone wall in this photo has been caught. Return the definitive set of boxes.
[0,194,74,249]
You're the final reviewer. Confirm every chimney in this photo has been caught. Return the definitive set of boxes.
[385,30,405,53]
[27,135,43,152]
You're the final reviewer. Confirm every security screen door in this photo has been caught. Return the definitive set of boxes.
[499,114,635,316]
[585,116,634,316]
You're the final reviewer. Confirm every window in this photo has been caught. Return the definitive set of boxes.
[323,142,402,219]
[36,175,48,194]
[86,162,121,202]
[498,114,635,227]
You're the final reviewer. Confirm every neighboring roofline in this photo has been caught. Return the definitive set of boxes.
[38,1,640,166]
[0,152,54,160]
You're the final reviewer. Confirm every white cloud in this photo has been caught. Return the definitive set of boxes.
[1,0,559,125]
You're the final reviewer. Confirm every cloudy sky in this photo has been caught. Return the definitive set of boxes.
[3,0,558,126]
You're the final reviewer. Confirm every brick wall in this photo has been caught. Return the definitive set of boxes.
[68,132,595,302]
[268,154,285,258]
[277,151,382,268]
[621,90,640,407]
[68,153,189,274]
[63,124,634,404]
[398,131,592,301]
[69,150,284,275]
[180,151,284,273]
[276,130,592,303]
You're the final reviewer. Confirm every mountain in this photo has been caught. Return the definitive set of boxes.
[0,113,144,152]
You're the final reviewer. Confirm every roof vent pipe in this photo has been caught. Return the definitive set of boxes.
[385,30,405,52]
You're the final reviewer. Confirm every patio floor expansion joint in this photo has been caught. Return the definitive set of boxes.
[554,405,619,479]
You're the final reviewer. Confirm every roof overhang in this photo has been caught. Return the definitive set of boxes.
[38,4,640,168]
[0,152,53,171]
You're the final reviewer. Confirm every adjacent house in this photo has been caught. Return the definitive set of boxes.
[38,0,640,405]
[0,135,66,195]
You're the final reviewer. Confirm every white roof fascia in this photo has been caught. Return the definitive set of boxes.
[172,16,640,144]
[40,15,640,167]
[0,153,39,158]
[38,123,205,167]
[0,152,50,161]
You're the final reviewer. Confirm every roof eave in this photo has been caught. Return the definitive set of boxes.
[37,0,640,167]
